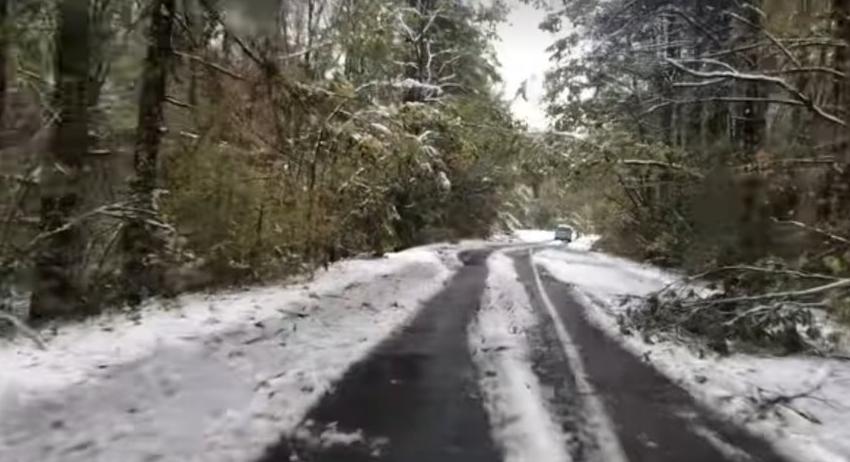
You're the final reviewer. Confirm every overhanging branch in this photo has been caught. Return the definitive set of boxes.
[666,58,847,128]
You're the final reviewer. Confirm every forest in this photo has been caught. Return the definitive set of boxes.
[530,0,850,351]
[3,2,850,461]
[0,0,532,322]
[0,0,848,354]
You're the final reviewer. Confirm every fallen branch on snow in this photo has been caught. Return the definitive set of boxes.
[0,312,47,350]
[687,278,850,307]
[751,376,832,424]
[652,265,839,301]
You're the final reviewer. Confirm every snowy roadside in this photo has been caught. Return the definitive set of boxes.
[508,228,599,252]
[0,246,459,462]
[468,251,573,462]
[533,246,850,462]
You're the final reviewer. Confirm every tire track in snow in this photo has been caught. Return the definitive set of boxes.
[526,250,630,462]
[530,248,789,462]
[469,251,573,462]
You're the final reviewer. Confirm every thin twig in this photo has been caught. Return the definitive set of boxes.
[165,95,193,109]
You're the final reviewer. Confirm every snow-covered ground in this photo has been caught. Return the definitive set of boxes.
[534,246,850,462]
[511,229,599,252]
[469,252,572,462]
[514,229,556,243]
[6,229,847,462]
[0,247,458,462]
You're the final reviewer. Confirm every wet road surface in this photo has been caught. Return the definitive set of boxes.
[257,246,789,462]
[514,252,786,462]
[257,249,499,462]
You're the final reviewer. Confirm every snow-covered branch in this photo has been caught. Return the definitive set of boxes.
[666,58,847,128]
[396,7,445,43]
[643,97,806,116]
[726,11,801,68]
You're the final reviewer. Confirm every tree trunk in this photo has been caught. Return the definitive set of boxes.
[30,0,90,319]
[123,0,175,304]
[829,0,850,222]
[0,0,14,129]
[278,0,290,53]
[184,0,201,106]
[305,0,314,72]
[89,0,111,110]
[0,0,9,129]
[661,15,675,145]
[738,0,767,160]
[735,0,770,260]
[838,0,850,159]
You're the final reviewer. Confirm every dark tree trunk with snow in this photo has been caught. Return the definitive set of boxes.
[123,0,175,304]
[30,0,91,319]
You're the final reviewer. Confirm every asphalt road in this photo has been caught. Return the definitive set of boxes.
[256,246,789,462]
[257,249,499,462]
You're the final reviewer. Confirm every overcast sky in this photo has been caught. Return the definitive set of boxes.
[494,1,554,130]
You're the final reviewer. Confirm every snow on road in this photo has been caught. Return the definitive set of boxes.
[0,247,457,462]
[566,234,599,252]
[514,229,555,243]
[470,252,573,462]
[512,228,600,252]
[534,245,850,462]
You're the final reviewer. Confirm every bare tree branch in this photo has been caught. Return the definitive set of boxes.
[174,51,245,80]
[771,218,850,246]
[727,11,801,68]
[766,67,846,79]
[0,312,47,349]
[666,58,847,128]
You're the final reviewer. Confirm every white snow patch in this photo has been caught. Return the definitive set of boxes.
[535,247,676,297]
[0,247,456,462]
[469,251,573,462]
[567,234,600,252]
[534,247,850,462]
[511,229,599,251]
[513,229,555,243]
[689,425,757,462]
[292,423,367,450]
